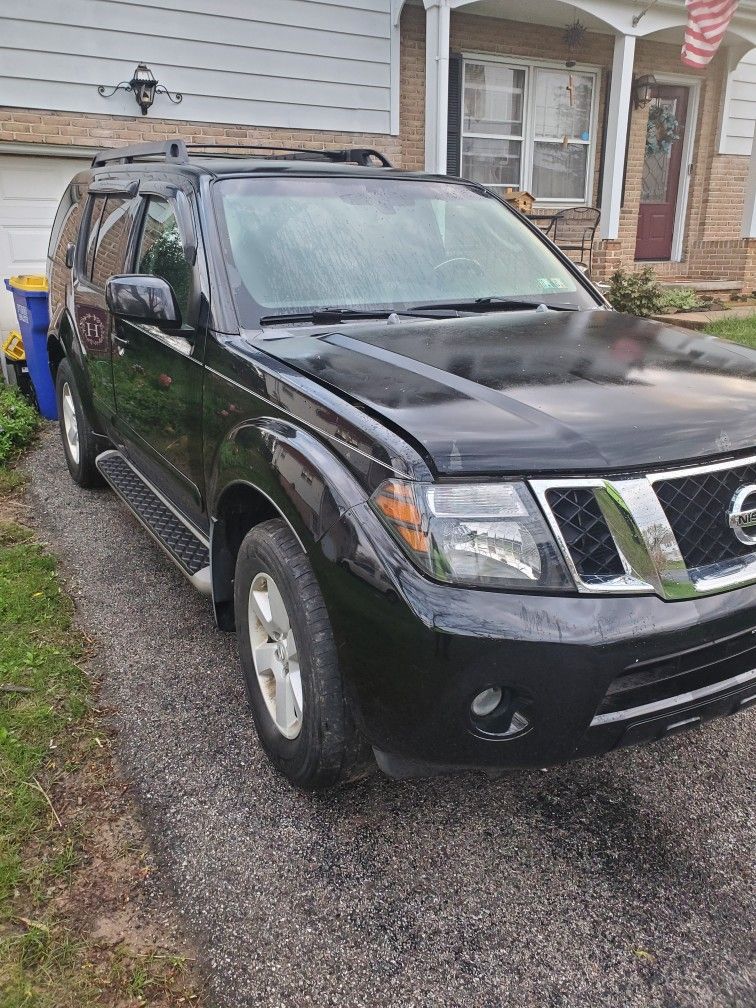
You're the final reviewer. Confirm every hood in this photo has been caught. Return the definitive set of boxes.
[255,310,756,475]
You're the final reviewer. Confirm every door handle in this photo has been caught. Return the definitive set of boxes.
[113,332,130,356]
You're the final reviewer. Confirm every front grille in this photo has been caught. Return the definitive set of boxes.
[545,487,624,579]
[654,461,756,570]
[596,623,756,717]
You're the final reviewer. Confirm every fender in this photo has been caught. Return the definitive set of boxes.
[209,416,380,540]
[208,416,394,628]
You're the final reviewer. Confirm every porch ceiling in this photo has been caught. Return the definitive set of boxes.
[441,0,756,49]
[457,0,615,34]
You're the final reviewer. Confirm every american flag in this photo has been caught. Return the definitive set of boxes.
[681,0,739,68]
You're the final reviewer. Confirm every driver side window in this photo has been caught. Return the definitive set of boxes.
[136,196,192,322]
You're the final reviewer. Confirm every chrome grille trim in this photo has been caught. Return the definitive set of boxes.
[646,452,756,482]
[590,667,756,725]
[531,453,756,600]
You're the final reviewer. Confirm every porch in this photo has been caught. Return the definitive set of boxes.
[397,0,756,289]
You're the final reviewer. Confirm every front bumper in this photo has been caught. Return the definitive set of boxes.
[315,504,756,774]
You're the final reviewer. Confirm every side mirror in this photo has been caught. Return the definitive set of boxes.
[65,243,75,268]
[105,275,181,327]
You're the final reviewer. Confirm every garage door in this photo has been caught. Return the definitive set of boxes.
[0,153,90,335]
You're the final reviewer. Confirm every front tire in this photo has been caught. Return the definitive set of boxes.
[55,358,103,488]
[234,518,364,791]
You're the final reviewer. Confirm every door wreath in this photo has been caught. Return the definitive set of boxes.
[646,104,680,156]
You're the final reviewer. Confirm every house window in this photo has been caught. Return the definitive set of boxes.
[461,59,597,202]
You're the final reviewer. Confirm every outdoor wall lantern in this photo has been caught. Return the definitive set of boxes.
[632,74,657,110]
[98,63,182,115]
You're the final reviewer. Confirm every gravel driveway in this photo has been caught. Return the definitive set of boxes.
[26,429,755,1008]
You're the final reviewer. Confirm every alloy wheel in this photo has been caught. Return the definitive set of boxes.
[247,571,303,739]
[61,382,80,465]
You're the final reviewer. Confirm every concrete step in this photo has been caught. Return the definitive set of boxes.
[653,305,756,330]
[658,280,741,293]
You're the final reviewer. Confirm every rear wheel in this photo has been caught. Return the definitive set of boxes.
[234,518,366,791]
[55,358,103,488]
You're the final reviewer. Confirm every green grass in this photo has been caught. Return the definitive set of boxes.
[0,390,200,1006]
[704,313,756,348]
[0,510,99,1006]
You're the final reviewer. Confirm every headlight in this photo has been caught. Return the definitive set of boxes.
[371,480,572,590]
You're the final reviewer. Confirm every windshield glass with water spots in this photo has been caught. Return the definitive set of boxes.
[213,176,597,325]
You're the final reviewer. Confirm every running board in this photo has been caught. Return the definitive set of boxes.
[95,450,211,595]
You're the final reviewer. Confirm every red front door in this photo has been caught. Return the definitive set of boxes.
[635,85,689,261]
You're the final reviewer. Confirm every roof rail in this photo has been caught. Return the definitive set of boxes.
[184,144,393,167]
[92,140,188,167]
[91,140,393,170]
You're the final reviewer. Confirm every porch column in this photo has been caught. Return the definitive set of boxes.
[424,0,451,173]
[599,33,636,240]
[742,125,756,238]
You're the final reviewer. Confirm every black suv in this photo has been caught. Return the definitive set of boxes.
[47,139,755,789]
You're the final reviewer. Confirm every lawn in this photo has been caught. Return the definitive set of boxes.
[0,387,200,1007]
[703,313,756,348]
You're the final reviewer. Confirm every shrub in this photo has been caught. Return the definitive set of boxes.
[655,287,705,313]
[606,266,663,317]
[0,384,39,467]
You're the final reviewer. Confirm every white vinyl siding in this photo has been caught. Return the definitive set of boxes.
[0,0,394,134]
[719,50,756,156]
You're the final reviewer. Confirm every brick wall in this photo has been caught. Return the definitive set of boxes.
[0,107,402,166]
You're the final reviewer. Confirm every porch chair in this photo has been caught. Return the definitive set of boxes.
[545,206,600,275]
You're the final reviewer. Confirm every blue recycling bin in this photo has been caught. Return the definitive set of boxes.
[4,275,57,420]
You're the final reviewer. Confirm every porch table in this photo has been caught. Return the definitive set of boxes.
[525,212,557,233]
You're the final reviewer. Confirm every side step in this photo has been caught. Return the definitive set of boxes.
[95,450,211,594]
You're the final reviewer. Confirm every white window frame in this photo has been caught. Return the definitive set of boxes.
[461,53,600,205]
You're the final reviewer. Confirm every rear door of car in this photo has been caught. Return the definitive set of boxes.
[110,182,206,527]
[72,183,138,416]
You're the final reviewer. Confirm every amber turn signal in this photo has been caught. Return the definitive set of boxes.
[372,481,429,553]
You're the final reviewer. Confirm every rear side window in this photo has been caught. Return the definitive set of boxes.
[49,183,83,311]
[91,196,132,288]
[83,196,106,280]
[136,196,192,321]
[48,181,80,260]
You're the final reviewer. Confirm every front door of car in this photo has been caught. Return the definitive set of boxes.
[110,190,206,525]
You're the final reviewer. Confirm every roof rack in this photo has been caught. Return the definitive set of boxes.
[185,144,392,167]
[92,140,189,167]
[91,139,393,169]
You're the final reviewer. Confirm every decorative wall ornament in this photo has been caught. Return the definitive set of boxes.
[563,19,587,67]
[98,63,183,116]
[632,73,657,109]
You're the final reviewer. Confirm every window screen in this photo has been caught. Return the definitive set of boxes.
[459,59,596,202]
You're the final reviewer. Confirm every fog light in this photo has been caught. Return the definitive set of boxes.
[471,687,503,717]
[469,686,533,739]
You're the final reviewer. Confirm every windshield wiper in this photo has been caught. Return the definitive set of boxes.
[259,307,454,326]
[409,296,580,313]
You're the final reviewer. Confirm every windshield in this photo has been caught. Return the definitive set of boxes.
[213,176,597,326]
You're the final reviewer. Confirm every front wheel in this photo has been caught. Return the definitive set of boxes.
[55,358,103,488]
[234,518,366,791]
